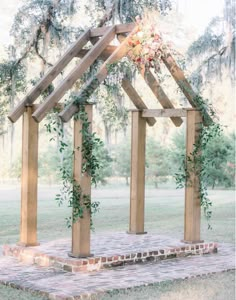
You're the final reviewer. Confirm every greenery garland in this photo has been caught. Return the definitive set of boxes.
[175,95,223,229]
[46,104,101,229]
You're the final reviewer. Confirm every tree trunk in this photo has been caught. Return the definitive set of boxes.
[154,176,158,188]
[104,123,111,146]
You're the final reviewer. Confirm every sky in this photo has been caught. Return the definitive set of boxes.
[0,0,224,50]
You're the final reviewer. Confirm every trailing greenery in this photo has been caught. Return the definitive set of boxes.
[175,95,223,228]
[45,104,110,229]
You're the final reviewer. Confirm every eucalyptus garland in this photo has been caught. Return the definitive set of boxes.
[175,95,223,229]
[46,104,101,229]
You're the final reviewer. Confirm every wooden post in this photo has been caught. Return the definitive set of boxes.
[70,105,92,257]
[19,106,39,246]
[183,109,203,243]
[128,110,147,234]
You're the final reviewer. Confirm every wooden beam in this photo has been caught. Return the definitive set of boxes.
[141,70,183,127]
[142,108,187,118]
[116,34,184,128]
[32,26,116,123]
[183,109,203,243]
[59,27,138,122]
[8,30,90,123]
[162,53,197,107]
[128,110,146,234]
[19,106,39,246]
[70,105,93,257]
[90,23,135,37]
[31,103,64,111]
[76,45,117,60]
[121,79,156,126]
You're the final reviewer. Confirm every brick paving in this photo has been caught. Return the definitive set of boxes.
[0,233,235,300]
[3,233,217,272]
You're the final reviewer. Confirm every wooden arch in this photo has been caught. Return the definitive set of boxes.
[8,23,209,257]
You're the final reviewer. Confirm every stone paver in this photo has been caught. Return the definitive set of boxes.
[6,233,200,257]
[0,237,234,300]
[3,233,217,272]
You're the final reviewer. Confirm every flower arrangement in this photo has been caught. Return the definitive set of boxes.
[127,16,171,73]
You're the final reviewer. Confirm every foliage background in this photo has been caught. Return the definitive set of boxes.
[0,0,234,189]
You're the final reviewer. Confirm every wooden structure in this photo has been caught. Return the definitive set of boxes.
[8,23,208,256]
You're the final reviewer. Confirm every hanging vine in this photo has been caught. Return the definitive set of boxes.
[175,95,223,229]
[45,103,103,229]
[123,15,224,228]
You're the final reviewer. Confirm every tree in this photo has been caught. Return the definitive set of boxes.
[203,132,235,189]
[170,129,235,189]
[94,0,172,23]
[112,139,131,185]
[169,128,186,175]
[1,0,175,180]
[93,141,113,185]
[187,0,235,88]
[145,137,172,188]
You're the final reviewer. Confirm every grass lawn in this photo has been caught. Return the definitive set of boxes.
[100,271,235,300]
[0,185,234,244]
[0,185,235,299]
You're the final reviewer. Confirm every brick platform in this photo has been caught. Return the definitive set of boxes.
[3,232,217,272]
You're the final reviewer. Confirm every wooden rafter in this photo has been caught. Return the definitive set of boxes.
[8,29,91,123]
[90,23,135,38]
[76,45,116,60]
[59,27,138,122]
[8,22,211,126]
[162,53,197,108]
[141,70,183,127]
[32,26,116,123]
[121,79,156,126]
[116,35,183,127]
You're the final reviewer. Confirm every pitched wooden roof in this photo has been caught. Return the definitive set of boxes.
[8,23,208,127]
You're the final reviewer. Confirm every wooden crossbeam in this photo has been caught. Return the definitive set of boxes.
[121,79,156,126]
[8,29,90,123]
[142,108,187,118]
[141,70,183,127]
[116,35,183,128]
[76,45,116,60]
[90,23,135,37]
[32,26,116,123]
[59,27,138,122]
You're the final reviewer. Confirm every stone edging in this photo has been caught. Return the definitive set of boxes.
[2,242,218,272]
[0,268,234,300]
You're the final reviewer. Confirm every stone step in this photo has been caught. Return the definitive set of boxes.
[3,240,217,272]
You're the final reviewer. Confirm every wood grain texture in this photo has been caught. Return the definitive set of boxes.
[129,111,146,234]
[162,53,197,107]
[142,108,187,118]
[121,79,156,126]
[71,105,92,257]
[90,23,135,37]
[20,107,39,246]
[8,30,90,123]
[184,110,203,243]
[142,70,183,127]
[59,27,138,122]
[76,45,117,60]
[32,26,116,123]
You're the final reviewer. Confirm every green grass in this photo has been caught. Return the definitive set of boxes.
[0,185,235,299]
[100,271,235,300]
[1,186,234,244]
[0,284,48,300]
